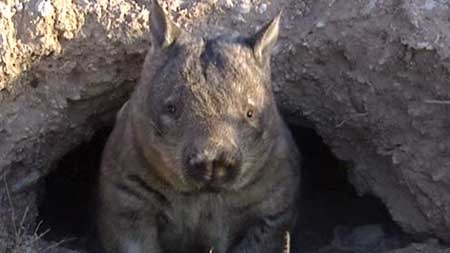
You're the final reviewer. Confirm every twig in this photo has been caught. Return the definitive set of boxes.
[3,176,18,239]
[19,206,30,232]
[424,99,450,105]
[33,220,44,236]
[335,112,368,128]
[39,237,75,253]
[283,231,291,253]
[29,228,50,244]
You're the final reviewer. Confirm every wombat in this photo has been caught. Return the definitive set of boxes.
[97,1,301,252]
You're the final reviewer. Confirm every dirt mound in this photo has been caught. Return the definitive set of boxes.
[1,0,450,252]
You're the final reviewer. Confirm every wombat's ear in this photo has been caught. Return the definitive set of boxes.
[150,0,180,48]
[249,12,281,64]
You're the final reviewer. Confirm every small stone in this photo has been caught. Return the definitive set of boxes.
[223,0,234,9]
[15,2,23,12]
[0,2,14,18]
[237,0,251,14]
[423,0,437,11]
[257,3,267,14]
[331,224,385,251]
[416,42,433,50]
[350,225,384,248]
[316,21,325,28]
[36,0,54,17]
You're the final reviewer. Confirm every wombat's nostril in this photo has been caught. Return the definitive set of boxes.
[185,149,241,186]
[212,152,240,181]
[186,155,211,182]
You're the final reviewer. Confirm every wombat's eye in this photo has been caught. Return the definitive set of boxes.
[246,110,254,118]
[166,104,176,114]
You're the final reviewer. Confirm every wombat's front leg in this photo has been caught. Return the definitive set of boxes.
[229,210,295,253]
[99,214,161,253]
[119,229,161,253]
[98,181,162,253]
[116,234,161,253]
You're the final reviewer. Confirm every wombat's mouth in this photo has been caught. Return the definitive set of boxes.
[185,170,238,192]
[200,184,225,193]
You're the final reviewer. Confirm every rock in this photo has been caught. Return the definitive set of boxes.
[0,0,450,249]
[385,241,450,253]
[318,224,386,253]
[332,225,385,252]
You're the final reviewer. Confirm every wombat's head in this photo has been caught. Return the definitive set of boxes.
[131,0,284,192]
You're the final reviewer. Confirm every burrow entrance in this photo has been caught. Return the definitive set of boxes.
[36,124,413,253]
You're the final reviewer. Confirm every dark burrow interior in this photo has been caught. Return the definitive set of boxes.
[37,124,414,253]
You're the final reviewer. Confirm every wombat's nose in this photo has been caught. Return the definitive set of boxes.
[185,149,241,186]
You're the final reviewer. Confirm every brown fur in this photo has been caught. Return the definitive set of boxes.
[97,1,300,252]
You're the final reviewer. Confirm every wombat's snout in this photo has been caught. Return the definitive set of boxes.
[184,146,242,188]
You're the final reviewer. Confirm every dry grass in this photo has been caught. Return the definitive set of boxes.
[2,177,69,253]
[424,99,450,105]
